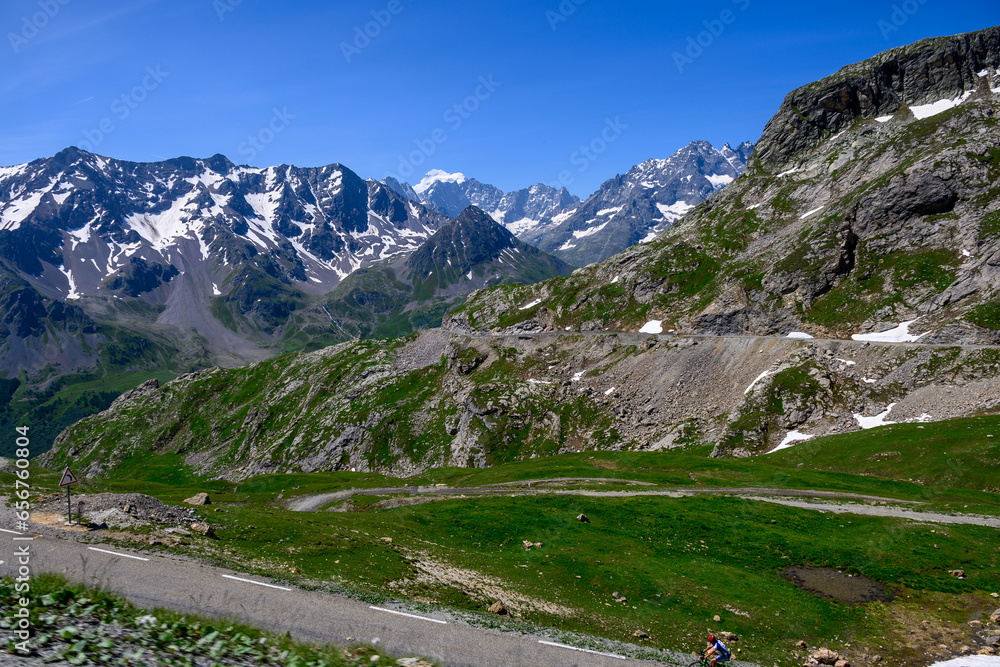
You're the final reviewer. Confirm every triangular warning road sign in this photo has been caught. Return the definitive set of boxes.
[59,467,78,487]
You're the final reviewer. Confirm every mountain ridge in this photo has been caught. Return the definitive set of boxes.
[392,139,754,267]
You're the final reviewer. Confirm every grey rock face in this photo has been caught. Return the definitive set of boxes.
[415,179,474,218]
[755,25,1000,172]
[0,149,464,375]
[0,148,449,303]
[390,140,754,268]
[45,329,1000,478]
[383,176,420,203]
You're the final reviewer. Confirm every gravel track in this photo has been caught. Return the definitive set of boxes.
[284,483,1000,529]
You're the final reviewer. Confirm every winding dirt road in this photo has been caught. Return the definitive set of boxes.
[289,481,999,528]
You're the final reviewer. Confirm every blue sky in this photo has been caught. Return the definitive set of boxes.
[1,1,997,197]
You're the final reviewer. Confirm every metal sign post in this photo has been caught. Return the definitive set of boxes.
[59,468,78,524]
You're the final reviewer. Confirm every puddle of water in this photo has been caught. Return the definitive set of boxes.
[782,566,892,603]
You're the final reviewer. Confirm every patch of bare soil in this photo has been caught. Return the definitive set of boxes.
[29,512,90,532]
[782,566,892,603]
[388,549,579,618]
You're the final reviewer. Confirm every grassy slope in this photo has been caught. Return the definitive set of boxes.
[765,415,1000,493]
[7,415,1000,666]
[0,367,180,460]
[45,335,628,478]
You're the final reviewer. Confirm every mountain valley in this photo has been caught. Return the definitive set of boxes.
[3,22,1000,667]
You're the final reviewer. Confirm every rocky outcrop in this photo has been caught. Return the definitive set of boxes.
[755,26,1000,172]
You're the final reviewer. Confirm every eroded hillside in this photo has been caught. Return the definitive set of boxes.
[43,328,1000,477]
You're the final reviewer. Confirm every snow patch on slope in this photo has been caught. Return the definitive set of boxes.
[771,431,815,451]
[706,173,733,188]
[877,90,976,123]
[59,266,81,300]
[656,201,694,220]
[851,320,927,343]
[638,320,663,334]
[572,222,609,239]
[744,371,771,395]
[855,404,896,429]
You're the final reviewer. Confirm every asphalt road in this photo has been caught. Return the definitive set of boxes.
[0,531,674,667]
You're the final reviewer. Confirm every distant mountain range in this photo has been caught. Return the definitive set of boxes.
[0,137,751,454]
[384,171,581,239]
[0,148,574,453]
[0,139,753,385]
[385,140,753,266]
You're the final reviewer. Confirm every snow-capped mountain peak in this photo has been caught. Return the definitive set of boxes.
[414,169,467,196]
[0,147,453,311]
[532,140,755,266]
[386,172,581,240]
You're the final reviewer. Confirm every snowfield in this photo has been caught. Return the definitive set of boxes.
[771,430,815,452]
[639,320,663,334]
[851,320,927,343]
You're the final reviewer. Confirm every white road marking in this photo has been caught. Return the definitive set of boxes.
[87,547,149,561]
[0,528,24,535]
[221,574,291,591]
[369,606,448,624]
[538,640,627,660]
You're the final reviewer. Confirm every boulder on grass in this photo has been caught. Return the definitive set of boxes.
[190,522,217,539]
[812,649,840,665]
[489,601,508,615]
[184,493,211,506]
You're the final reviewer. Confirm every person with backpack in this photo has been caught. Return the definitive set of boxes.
[704,634,732,666]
